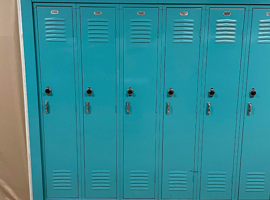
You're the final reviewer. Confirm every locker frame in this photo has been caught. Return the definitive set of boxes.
[19,0,270,200]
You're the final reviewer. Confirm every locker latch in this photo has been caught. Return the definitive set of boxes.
[207,102,211,115]
[86,101,90,115]
[166,102,170,115]
[248,103,252,116]
[126,102,130,115]
[45,101,49,114]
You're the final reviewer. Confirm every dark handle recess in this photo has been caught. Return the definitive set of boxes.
[86,87,93,96]
[45,86,52,96]
[127,87,134,97]
[167,88,174,97]
[250,88,256,98]
[208,88,215,97]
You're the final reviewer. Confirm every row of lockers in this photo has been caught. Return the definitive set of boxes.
[34,4,270,200]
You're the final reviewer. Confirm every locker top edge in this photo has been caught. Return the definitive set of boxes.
[31,0,270,5]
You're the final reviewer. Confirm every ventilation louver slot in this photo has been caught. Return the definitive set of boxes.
[88,19,109,43]
[258,19,270,44]
[130,170,149,191]
[52,170,72,190]
[207,171,226,192]
[246,172,265,192]
[91,170,111,190]
[215,19,236,43]
[168,171,188,191]
[45,18,66,42]
[130,19,151,43]
[173,19,194,43]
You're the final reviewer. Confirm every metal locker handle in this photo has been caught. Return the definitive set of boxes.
[45,101,49,114]
[126,102,130,115]
[248,102,252,116]
[86,101,90,114]
[207,102,211,115]
[166,102,170,115]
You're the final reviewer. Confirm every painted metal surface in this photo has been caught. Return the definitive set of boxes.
[35,6,79,198]
[80,6,118,198]
[200,8,245,200]
[123,6,159,199]
[238,8,270,200]
[20,0,44,199]
[20,0,270,199]
[162,7,203,199]
[31,0,270,5]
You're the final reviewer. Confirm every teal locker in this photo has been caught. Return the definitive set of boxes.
[23,1,270,200]
[122,7,159,199]
[162,7,202,199]
[80,6,118,198]
[238,8,270,200]
[35,6,79,198]
[200,8,245,200]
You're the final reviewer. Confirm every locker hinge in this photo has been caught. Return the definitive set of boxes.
[155,105,157,113]
[72,28,74,37]
[115,174,117,182]
[154,174,156,182]
[115,105,117,113]
[115,30,117,38]
[157,30,159,38]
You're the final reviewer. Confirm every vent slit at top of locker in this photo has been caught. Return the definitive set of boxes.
[45,17,66,42]
[215,19,236,43]
[88,19,109,43]
[258,19,270,43]
[130,19,152,43]
[173,19,194,43]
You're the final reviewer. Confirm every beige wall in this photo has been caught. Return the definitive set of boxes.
[0,0,30,199]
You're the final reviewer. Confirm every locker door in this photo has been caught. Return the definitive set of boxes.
[80,7,117,198]
[36,7,78,198]
[123,7,159,199]
[239,8,270,200]
[200,8,245,200]
[162,8,202,199]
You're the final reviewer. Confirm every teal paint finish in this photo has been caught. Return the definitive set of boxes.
[122,7,159,199]
[35,6,79,198]
[20,1,45,199]
[20,1,270,199]
[238,8,270,200]
[80,6,118,198]
[162,7,203,199]
[32,0,270,5]
[200,8,245,200]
